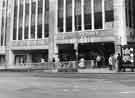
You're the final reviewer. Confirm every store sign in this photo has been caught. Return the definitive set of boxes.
[122,47,134,63]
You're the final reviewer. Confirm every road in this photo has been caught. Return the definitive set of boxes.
[0,72,135,98]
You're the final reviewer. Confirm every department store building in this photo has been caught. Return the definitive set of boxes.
[0,0,134,68]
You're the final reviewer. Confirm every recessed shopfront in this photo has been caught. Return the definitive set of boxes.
[14,50,48,65]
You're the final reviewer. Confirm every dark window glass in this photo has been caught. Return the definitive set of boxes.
[44,0,49,37]
[66,0,72,32]
[75,0,81,31]
[31,25,35,39]
[45,24,49,37]
[18,0,24,40]
[84,0,91,30]
[18,28,22,40]
[37,24,42,38]
[38,0,43,14]
[105,0,114,22]
[24,0,29,39]
[13,0,18,40]
[94,0,103,29]
[58,0,63,32]
[37,0,43,39]
[24,27,28,39]
[31,0,36,39]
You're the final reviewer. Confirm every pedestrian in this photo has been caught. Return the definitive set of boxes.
[78,58,85,68]
[108,54,115,70]
[52,58,55,69]
[96,56,101,68]
[117,53,122,72]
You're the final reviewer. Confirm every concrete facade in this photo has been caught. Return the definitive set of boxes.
[0,0,134,67]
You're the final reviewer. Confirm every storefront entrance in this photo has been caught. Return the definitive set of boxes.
[58,44,76,61]
[14,50,48,64]
[78,42,115,68]
[57,42,115,69]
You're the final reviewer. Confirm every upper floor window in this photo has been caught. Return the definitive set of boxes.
[105,0,114,22]
[75,0,82,31]
[94,0,103,29]
[58,0,64,32]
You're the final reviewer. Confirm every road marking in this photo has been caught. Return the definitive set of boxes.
[120,92,129,94]
[63,89,69,92]
[120,91,135,94]
[73,85,79,88]
[72,89,80,92]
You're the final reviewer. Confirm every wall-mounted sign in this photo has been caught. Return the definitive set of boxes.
[122,47,134,64]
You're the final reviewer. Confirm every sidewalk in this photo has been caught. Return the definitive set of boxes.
[43,68,117,73]
[78,68,116,73]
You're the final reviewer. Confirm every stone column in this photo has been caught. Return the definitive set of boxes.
[35,0,38,39]
[102,0,105,29]
[27,54,32,64]
[113,0,127,72]
[91,0,94,30]
[63,0,66,32]
[10,0,15,42]
[114,0,127,46]
[42,0,45,39]
[81,0,84,31]
[6,50,14,68]
[0,0,3,43]
[48,0,57,61]
[6,0,15,68]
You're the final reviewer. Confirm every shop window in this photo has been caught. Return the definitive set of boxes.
[15,55,27,64]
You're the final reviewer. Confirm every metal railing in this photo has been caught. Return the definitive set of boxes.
[13,60,97,70]
[0,60,100,71]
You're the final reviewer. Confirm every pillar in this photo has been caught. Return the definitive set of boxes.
[48,0,57,61]
[81,0,84,31]
[91,0,94,30]
[63,0,66,32]
[114,0,127,46]
[6,50,14,68]
[35,0,38,39]
[42,0,45,39]
[102,0,105,29]
[27,54,32,64]
[10,0,15,42]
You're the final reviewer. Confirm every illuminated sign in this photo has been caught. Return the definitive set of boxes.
[122,47,134,63]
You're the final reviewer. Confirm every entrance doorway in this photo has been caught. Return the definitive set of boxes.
[58,44,76,61]
[78,42,115,67]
